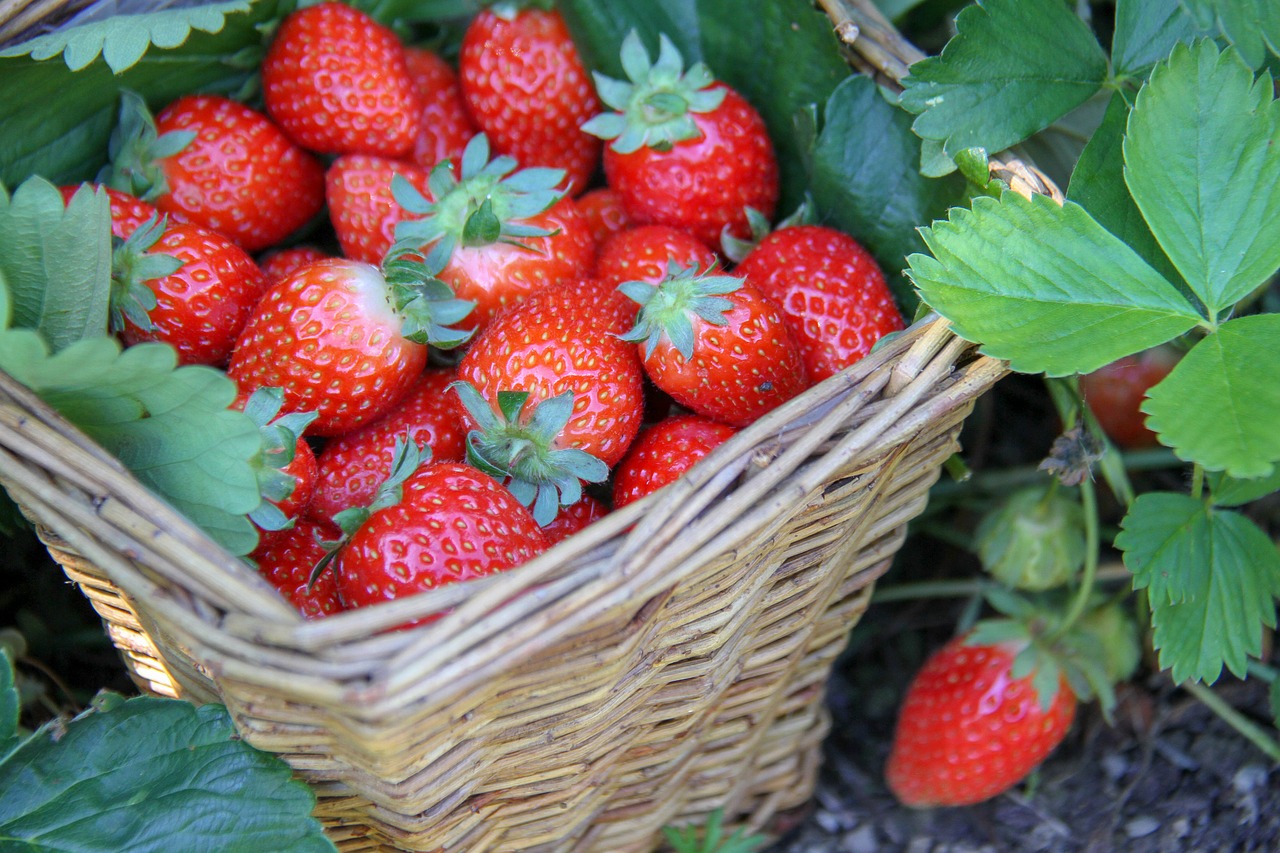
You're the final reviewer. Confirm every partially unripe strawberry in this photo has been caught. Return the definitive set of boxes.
[974,485,1085,591]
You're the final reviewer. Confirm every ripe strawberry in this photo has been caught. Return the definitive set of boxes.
[234,386,320,531]
[885,632,1077,808]
[60,182,163,240]
[454,281,646,523]
[101,92,325,252]
[259,245,331,283]
[394,134,595,332]
[261,1,421,158]
[541,493,609,545]
[620,265,807,427]
[110,218,268,366]
[1079,347,1179,449]
[308,368,467,523]
[459,5,601,194]
[403,46,477,171]
[576,186,631,248]
[613,415,737,509]
[583,32,778,247]
[227,253,473,436]
[251,517,344,620]
[595,224,718,287]
[326,155,434,265]
[332,449,549,614]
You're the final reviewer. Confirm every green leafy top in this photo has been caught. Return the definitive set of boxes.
[617,263,739,359]
[662,808,766,853]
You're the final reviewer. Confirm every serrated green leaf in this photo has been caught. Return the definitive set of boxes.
[808,74,966,310]
[0,0,285,190]
[899,0,1109,160]
[0,649,17,742]
[0,177,112,351]
[1112,0,1218,78]
[1186,0,1280,70]
[1207,468,1280,508]
[1117,492,1280,683]
[907,191,1203,376]
[1142,314,1280,478]
[1123,40,1280,319]
[0,332,262,555]
[0,696,335,852]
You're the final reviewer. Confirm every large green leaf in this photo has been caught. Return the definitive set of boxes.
[899,0,1109,164]
[1186,0,1280,70]
[0,178,112,352]
[1123,40,1280,319]
[0,0,287,190]
[808,75,966,310]
[1111,0,1217,78]
[906,191,1203,376]
[557,0,850,213]
[0,695,334,851]
[1116,492,1280,684]
[1142,314,1280,479]
[1207,468,1280,508]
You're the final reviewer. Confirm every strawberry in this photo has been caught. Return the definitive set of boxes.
[576,186,632,248]
[227,252,473,436]
[308,368,467,524]
[110,218,268,366]
[326,155,434,265]
[620,265,808,427]
[261,1,421,158]
[541,493,609,545]
[734,223,904,382]
[1079,347,1179,449]
[393,134,595,332]
[404,46,477,171]
[613,414,737,509]
[582,32,778,247]
[459,4,601,194]
[101,92,325,252]
[259,245,331,283]
[61,182,163,240]
[234,386,320,532]
[251,516,344,620]
[454,280,646,523]
[595,224,718,287]
[885,632,1078,808]
[331,445,549,614]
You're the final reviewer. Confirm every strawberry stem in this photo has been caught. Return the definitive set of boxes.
[1181,680,1280,763]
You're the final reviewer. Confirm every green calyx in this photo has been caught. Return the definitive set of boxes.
[380,244,476,350]
[618,262,740,360]
[452,381,608,527]
[98,89,194,202]
[244,386,319,532]
[108,213,181,333]
[484,0,554,18]
[581,31,727,154]
[392,133,566,268]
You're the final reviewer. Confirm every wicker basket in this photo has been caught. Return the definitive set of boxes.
[0,2,1037,850]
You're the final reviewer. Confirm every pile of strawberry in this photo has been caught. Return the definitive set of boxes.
[65,1,904,623]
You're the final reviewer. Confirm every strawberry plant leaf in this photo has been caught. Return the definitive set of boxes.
[0,695,335,851]
[0,649,17,743]
[907,191,1203,376]
[1141,314,1280,479]
[1111,0,1218,79]
[1207,468,1280,508]
[899,0,1108,165]
[1123,39,1280,319]
[1116,492,1280,684]
[1185,0,1280,70]
[0,0,286,190]
[809,74,966,309]
[0,178,112,352]
[0,332,263,556]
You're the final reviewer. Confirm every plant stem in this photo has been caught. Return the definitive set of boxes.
[1181,679,1280,763]
[871,579,991,603]
[1051,476,1100,638]
[1247,660,1278,683]
[1191,463,1205,501]
[929,448,1180,500]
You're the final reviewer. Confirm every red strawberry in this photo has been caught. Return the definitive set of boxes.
[233,386,320,531]
[1079,347,1179,449]
[326,155,434,265]
[885,632,1077,808]
[309,368,467,523]
[404,46,477,171]
[734,224,904,382]
[595,224,718,287]
[459,5,601,194]
[613,414,737,509]
[620,265,807,427]
[252,517,344,620]
[583,33,778,246]
[101,92,325,252]
[110,219,268,366]
[394,134,595,332]
[261,2,421,158]
[576,186,632,249]
[61,182,163,240]
[541,493,609,545]
[259,245,331,283]
[454,280,646,523]
[333,451,549,614]
[227,254,473,436]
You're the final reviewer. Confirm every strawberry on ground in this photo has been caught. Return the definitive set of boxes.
[595,224,718,287]
[885,631,1078,808]
[261,1,421,158]
[326,155,434,265]
[459,3,601,195]
[734,223,904,382]
[613,414,737,509]
[583,32,778,246]
[252,516,344,620]
[1079,347,1179,449]
[404,45,477,171]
